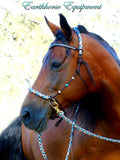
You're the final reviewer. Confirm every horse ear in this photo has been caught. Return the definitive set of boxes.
[44,16,60,36]
[59,14,72,41]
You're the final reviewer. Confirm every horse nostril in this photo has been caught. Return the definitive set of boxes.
[23,111,30,120]
[21,109,31,125]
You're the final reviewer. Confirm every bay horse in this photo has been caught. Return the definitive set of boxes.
[0,14,120,160]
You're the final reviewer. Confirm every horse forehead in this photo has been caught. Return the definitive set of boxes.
[46,46,66,60]
[53,46,66,58]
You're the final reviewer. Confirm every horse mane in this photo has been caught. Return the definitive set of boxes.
[78,25,120,66]
[0,117,26,159]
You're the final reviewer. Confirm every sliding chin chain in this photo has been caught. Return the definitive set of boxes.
[49,98,63,114]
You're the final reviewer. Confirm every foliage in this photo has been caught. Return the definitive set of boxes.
[0,11,53,131]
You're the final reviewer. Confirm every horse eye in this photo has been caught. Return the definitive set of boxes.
[51,61,62,70]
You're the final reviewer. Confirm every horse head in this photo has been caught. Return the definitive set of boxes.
[20,14,120,134]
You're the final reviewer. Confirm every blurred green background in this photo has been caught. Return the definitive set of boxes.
[0,0,120,132]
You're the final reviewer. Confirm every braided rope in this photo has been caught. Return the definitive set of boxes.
[73,27,82,55]
[38,106,120,160]
[38,106,80,160]
[38,104,120,160]
[65,105,79,160]
[58,111,120,143]
[38,134,48,160]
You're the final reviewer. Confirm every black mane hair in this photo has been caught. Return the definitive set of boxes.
[54,30,71,56]
[78,25,120,66]
[0,117,26,160]
[55,30,67,43]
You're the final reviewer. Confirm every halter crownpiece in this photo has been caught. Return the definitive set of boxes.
[73,27,83,55]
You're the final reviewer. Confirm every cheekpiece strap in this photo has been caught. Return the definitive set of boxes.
[73,27,83,55]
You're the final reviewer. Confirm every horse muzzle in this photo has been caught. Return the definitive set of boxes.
[20,103,52,133]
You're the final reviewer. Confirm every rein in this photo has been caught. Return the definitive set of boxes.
[28,27,120,160]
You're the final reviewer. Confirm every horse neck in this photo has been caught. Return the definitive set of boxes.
[83,35,120,132]
[97,78,120,132]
